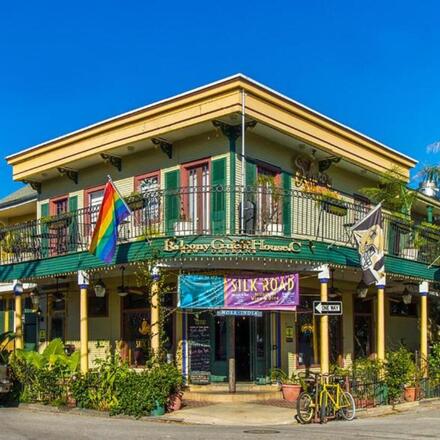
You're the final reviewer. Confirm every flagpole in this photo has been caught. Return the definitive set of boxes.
[107,174,132,214]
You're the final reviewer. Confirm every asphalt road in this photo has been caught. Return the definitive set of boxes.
[0,404,439,440]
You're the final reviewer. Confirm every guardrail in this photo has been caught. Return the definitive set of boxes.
[0,186,438,265]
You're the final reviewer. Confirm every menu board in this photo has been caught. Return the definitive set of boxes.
[189,324,211,384]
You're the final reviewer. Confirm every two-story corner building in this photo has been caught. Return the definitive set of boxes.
[1,74,439,388]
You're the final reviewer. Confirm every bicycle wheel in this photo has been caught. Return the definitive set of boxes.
[339,391,356,421]
[296,392,314,424]
[319,392,328,424]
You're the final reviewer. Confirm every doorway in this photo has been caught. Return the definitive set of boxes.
[235,317,251,381]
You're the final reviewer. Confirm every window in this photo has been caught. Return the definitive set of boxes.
[88,290,108,318]
[135,173,160,224]
[390,300,417,317]
[84,186,105,239]
[49,196,69,255]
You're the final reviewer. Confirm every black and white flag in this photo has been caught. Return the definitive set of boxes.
[351,204,385,285]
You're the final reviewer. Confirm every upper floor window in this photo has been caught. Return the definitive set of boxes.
[51,196,68,216]
[85,186,105,236]
[135,172,160,223]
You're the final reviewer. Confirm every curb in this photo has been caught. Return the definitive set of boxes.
[356,398,439,419]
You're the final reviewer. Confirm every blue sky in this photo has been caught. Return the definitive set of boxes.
[1,0,439,197]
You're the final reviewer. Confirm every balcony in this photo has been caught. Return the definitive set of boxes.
[0,186,439,267]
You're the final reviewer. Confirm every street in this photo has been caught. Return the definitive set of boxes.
[0,404,439,439]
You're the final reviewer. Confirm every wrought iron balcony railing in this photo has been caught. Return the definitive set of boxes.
[0,186,438,266]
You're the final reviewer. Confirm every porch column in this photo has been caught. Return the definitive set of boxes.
[318,266,330,375]
[78,271,89,373]
[150,266,160,358]
[341,291,354,368]
[227,315,236,393]
[13,280,24,350]
[420,281,429,378]
[4,298,9,333]
[376,276,386,362]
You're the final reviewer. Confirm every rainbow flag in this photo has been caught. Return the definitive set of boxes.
[89,178,132,263]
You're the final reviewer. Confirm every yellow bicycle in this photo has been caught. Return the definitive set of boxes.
[319,376,356,423]
[296,373,356,424]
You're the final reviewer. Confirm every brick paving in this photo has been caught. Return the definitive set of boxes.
[252,399,296,409]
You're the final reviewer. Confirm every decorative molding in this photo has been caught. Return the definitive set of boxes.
[318,156,341,173]
[100,153,122,172]
[22,180,41,194]
[57,167,78,184]
[152,138,173,159]
[212,119,257,142]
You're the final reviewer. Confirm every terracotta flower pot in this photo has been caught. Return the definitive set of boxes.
[404,386,417,402]
[168,393,183,411]
[281,384,302,402]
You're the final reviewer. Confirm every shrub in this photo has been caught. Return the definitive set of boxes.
[428,342,440,386]
[10,339,79,405]
[385,347,416,404]
[71,356,182,418]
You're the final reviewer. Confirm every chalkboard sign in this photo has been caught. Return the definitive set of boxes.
[189,324,211,384]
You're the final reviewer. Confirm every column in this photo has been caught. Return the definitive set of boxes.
[78,271,89,373]
[420,281,429,378]
[226,315,236,393]
[13,280,24,350]
[376,276,386,362]
[342,291,354,368]
[150,266,160,358]
[4,298,9,333]
[318,265,329,375]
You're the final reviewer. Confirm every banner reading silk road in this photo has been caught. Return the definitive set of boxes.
[178,273,299,311]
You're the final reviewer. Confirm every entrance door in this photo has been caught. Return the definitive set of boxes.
[235,317,251,381]
[354,298,373,358]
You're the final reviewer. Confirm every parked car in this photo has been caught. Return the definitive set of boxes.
[0,332,14,399]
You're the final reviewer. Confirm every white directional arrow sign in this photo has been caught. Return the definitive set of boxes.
[313,301,343,316]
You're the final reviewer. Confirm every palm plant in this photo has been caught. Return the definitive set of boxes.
[360,166,416,215]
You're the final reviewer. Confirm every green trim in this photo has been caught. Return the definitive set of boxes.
[0,236,439,282]
[282,172,292,235]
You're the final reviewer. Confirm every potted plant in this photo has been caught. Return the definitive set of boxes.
[404,362,422,402]
[385,347,416,404]
[418,221,440,241]
[305,183,348,217]
[271,368,302,402]
[44,212,73,229]
[320,188,348,217]
[126,191,144,210]
[361,166,417,216]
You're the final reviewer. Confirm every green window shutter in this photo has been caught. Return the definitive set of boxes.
[165,170,180,235]
[245,161,257,203]
[282,172,292,236]
[40,202,49,258]
[211,158,227,234]
[68,196,78,252]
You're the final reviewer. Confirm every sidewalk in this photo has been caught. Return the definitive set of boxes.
[163,401,297,426]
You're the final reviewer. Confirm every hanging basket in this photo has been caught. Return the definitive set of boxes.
[321,199,348,217]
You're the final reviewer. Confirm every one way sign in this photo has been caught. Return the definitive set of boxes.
[313,301,343,316]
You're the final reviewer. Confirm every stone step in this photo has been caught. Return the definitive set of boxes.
[183,389,283,403]
[188,383,280,393]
